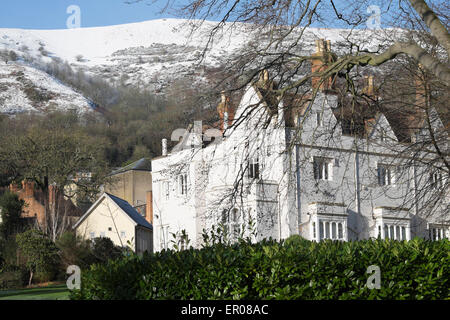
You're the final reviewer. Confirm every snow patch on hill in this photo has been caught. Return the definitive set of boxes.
[0,63,93,115]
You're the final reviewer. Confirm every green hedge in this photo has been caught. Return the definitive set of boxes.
[70,237,450,300]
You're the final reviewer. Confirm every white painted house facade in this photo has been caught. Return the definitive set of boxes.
[151,41,449,252]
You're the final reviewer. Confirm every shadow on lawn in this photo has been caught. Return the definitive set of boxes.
[0,286,68,298]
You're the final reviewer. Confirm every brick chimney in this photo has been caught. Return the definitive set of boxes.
[311,39,335,92]
[146,191,153,225]
[363,75,376,97]
[9,183,20,193]
[364,118,377,135]
[22,180,35,198]
[217,91,234,132]
[414,65,429,110]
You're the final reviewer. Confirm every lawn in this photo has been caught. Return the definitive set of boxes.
[0,284,70,300]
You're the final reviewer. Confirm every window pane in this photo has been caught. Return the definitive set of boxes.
[331,222,336,239]
[232,209,239,222]
[319,221,324,240]
[395,226,400,240]
[338,223,343,239]
[312,222,316,239]
[325,222,330,239]
[401,227,406,240]
[389,226,394,240]
[384,225,388,239]
[221,210,227,224]
[313,161,319,180]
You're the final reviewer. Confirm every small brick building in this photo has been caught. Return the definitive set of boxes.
[8,180,82,229]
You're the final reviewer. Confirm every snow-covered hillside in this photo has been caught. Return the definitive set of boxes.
[0,18,402,114]
[0,63,93,115]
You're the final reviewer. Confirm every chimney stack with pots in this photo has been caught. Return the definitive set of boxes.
[217,91,234,133]
[162,138,168,156]
[311,39,335,92]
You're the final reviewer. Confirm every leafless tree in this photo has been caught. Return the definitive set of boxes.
[138,0,448,243]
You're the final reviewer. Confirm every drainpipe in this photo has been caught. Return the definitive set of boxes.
[354,144,361,239]
[295,144,302,233]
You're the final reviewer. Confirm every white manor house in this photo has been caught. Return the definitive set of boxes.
[151,39,449,252]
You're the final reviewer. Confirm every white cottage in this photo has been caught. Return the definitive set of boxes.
[74,193,153,254]
[151,39,449,251]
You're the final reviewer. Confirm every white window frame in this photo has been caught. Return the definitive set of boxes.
[428,224,449,240]
[178,173,188,195]
[159,225,170,250]
[316,111,323,127]
[311,215,347,241]
[429,171,443,190]
[377,164,395,186]
[313,157,333,181]
[221,208,241,240]
[379,223,408,240]
[248,157,260,180]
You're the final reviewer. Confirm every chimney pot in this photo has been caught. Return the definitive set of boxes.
[221,91,226,103]
[162,139,168,156]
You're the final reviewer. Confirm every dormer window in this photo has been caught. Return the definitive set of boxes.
[316,112,323,126]
[380,130,386,142]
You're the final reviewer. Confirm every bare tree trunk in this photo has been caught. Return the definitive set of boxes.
[28,270,33,287]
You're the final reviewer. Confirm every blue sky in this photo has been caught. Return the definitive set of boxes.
[0,0,172,29]
[0,0,397,30]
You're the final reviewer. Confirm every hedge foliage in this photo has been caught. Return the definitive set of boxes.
[71,237,450,300]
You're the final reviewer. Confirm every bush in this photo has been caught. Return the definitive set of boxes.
[0,266,29,289]
[16,229,60,286]
[90,237,124,264]
[71,238,450,300]
[56,231,96,270]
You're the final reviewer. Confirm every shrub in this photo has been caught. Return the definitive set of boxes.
[56,231,96,270]
[16,229,60,286]
[71,238,450,300]
[90,237,124,264]
[0,266,29,289]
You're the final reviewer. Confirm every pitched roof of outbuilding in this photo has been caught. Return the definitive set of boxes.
[73,193,152,230]
[106,193,153,230]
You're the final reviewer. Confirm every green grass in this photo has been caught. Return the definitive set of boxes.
[0,284,70,300]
